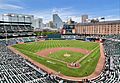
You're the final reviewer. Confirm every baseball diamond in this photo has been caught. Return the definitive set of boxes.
[11,40,103,78]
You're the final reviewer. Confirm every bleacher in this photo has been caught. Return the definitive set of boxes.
[29,37,36,42]
[0,21,35,38]
[0,41,65,83]
[0,37,36,46]
[89,34,120,83]
[0,24,34,33]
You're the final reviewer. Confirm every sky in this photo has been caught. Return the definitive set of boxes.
[0,0,120,23]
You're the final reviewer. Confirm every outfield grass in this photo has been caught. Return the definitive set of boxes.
[48,50,85,63]
[13,40,100,77]
[13,40,99,52]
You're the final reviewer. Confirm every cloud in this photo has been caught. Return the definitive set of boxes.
[0,0,24,10]
[52,7,72,14]
[29,9,52,23]
[103,15,120,21]
[89,15,120,21]
[0,4,23,10]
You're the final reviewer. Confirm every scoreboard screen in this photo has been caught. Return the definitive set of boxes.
[62,24,76,34]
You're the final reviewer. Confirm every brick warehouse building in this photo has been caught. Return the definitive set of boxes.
[75,20,120,37]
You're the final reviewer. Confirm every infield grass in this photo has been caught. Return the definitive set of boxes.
[48,50,85,63]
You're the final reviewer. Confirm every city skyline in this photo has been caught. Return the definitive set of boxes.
[0,0,120,23]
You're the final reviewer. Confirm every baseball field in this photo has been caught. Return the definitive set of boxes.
[12,40,100,77]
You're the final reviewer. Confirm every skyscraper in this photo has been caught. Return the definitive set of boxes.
[81,15,88,23]
[53,14,63,29]
[49,21,54,28]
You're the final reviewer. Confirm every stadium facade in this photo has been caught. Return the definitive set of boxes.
[75,20,120,36]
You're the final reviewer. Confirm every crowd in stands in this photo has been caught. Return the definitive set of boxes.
[0,24,35,38]
[0,37,36,46]
[0,40,68,83]
[0,25,33,33]
[88,34,120,83]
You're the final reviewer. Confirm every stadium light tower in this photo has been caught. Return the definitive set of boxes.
[10,14,16,23]
[11,14,15,18]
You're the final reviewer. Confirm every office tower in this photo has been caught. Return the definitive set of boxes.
[49,21,54,28]
[53,14,63,29]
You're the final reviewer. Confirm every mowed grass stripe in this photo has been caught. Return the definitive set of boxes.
[13,40,99,53]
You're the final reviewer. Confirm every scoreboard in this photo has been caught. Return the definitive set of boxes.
[62,24,76,34]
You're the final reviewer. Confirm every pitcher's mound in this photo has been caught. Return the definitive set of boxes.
[64,53,71,57]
